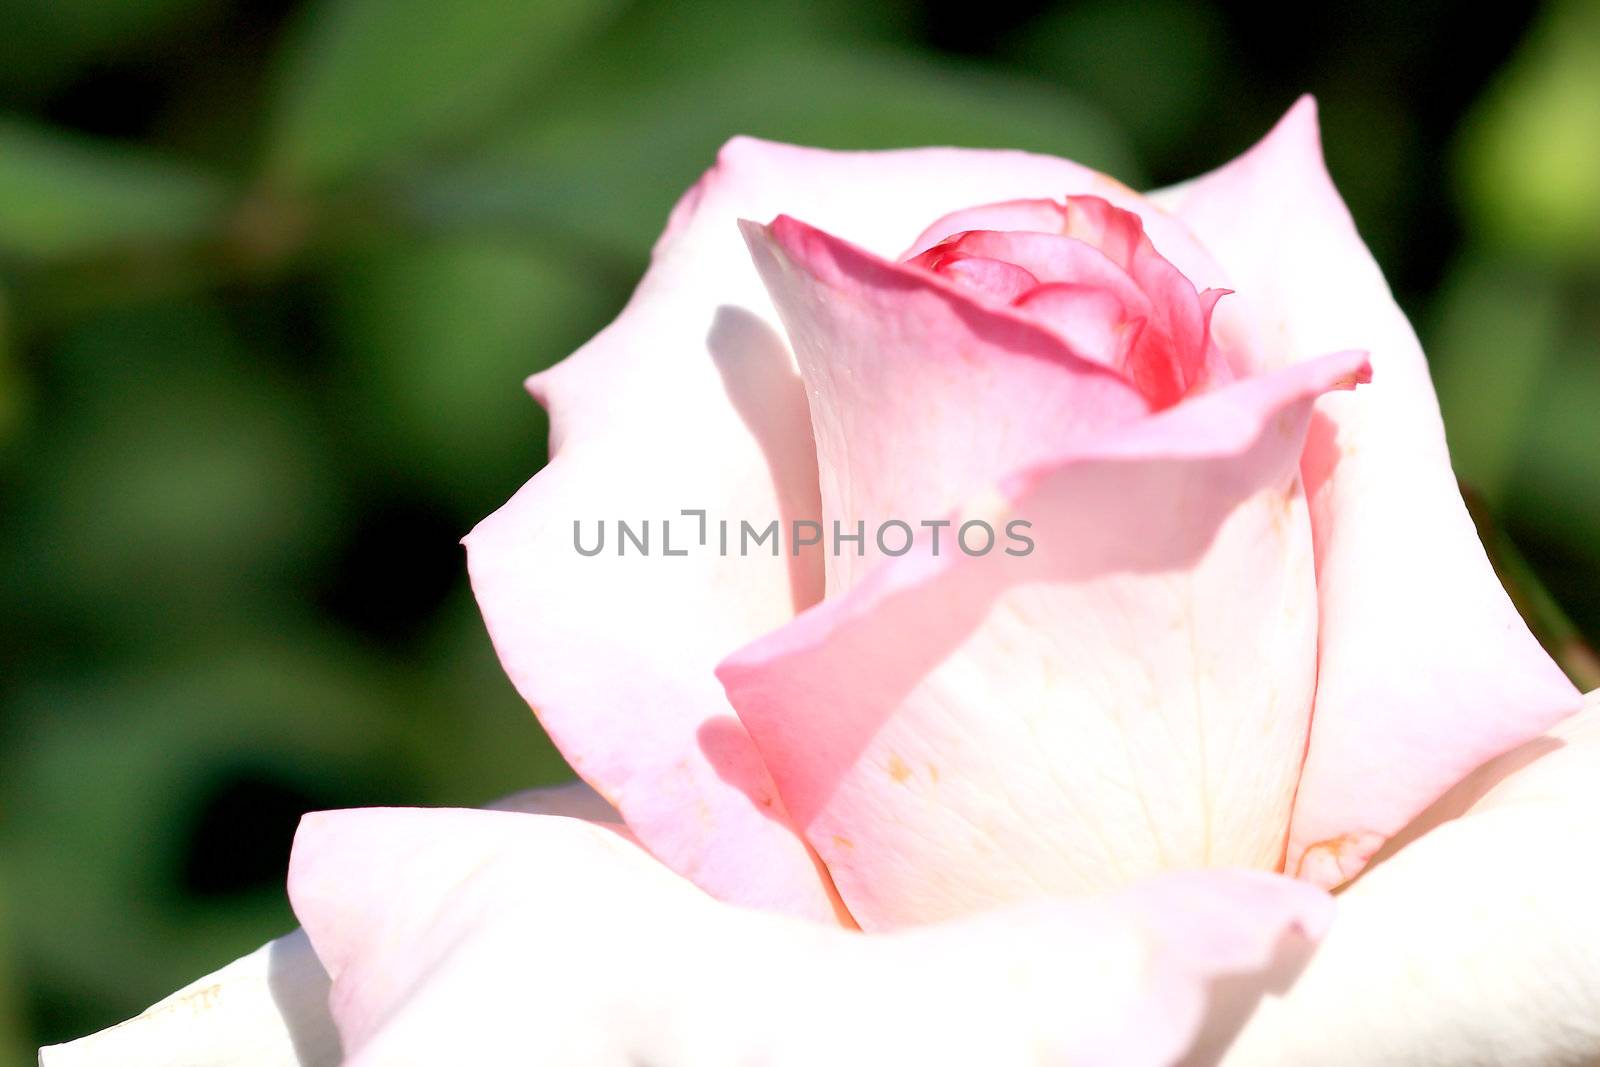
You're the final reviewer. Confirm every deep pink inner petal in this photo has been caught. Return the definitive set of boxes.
[1013,283,1143,372]
[918,253,1040,303]
[900,197,1221,410]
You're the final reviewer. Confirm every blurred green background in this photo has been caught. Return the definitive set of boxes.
[0,0,1596,1058]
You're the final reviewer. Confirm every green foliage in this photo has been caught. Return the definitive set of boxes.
[1507,322,1600,618]
[1440,0,1600,641]
[4,647,402,1016]
[1430,256,1565,505]
[1458,0,1600,263]
[9,302,335,638]
[0,292,24,446]
[328,236,616,507]
[0,891,20,1067]
[1004,0,1226,158]
[0,121,228,259]
[1429,249,1600,646]
[266,0,622,188]
[406,41,1133,261]
[0,0,214,94]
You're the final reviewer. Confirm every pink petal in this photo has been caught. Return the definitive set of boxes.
[288,806,1331,1066]
[909,204,1221,407]
[1223,689,1600,1066]
[1014,282,1145,371]
[907,198,1084,255]
[745,214,1150,595]
[909,228,1159,372]
[466,137,1180,920]
[1154,96,1582,887]
[910,251,1042,302]
[919,228,1146,295]
[905,194,1229,294]
[719,350,1368,929]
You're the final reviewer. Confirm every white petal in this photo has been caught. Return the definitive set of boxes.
[1223,689,1600,1065]
[289,806,1331,1067]
[39,930,339,1067]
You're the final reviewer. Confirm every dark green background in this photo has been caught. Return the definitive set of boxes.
[2,0,1597,1058]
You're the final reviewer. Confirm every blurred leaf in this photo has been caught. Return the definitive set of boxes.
[1,643,412,1040]
[1315,94,1419,275]
[409,587,571,804]
[1509,326,1600,568]
[10,301,335,638]
[401,43,1136,262]
[1,620,564,1041]
[0,288,23,448]
[0,888,22,1067]
[1457,0,1600,263]
[0,119,228,260]
[0,0,215,94]
[330,236,616,510]
[1430,253,1564,504]
[498,0,910,96]
[1004,0,1227,158]
[266,0,621,189]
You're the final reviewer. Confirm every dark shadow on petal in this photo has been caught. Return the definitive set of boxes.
[267,929,343,1067]
[696,714,785,822]
[1178,929,1320,1067]
[708,306,824,614]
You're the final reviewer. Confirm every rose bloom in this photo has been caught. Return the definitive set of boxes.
[46,98,1598,1067]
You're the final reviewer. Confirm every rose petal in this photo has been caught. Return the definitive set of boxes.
[1222,689,1600,1066]
[907,228,1157,372]
[1014,282,1145,370]
[745,213,1150,594]
[288,805,1331,1067]
[466,136,1237,920]
[37,930,339,1067]
[1051,197,1218,407]
[914,252,1042,302]
[1153,96,1581,886]
[718,350,1368,929]
[905,194,1228,294]
[907,204,1220,406]
[914,228,1145,296]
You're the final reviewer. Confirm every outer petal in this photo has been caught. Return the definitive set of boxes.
[38,780,613,1065]
[465,136,1219,919]
[1153,96,1581,885]
[718,350,1368,929]
[288,805,1331,1067]
[1223,688,1600,1066]
[37,930,339,1067]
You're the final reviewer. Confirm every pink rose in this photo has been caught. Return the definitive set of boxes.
[47,98,1596,1067]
